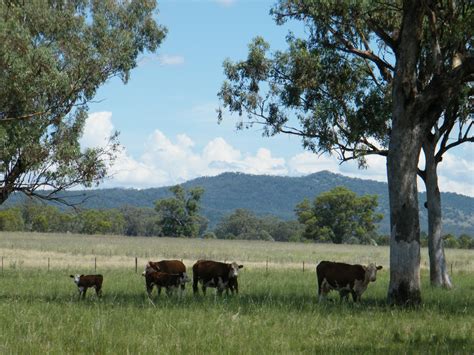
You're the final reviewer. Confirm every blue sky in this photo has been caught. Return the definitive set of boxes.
[82,0,474,196]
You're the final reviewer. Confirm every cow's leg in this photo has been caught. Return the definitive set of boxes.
[319,279,330,302]
[96,285,102,298]
[157,286,162,296]
[351,291,360,302]
[339,290,350,302]
[165,287,173,297]
[201,285,207,295]
[193,278,199,295]
[146,281,154,297]
[81,287,87,299]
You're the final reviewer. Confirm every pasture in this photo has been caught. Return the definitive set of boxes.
[0,232,473,354]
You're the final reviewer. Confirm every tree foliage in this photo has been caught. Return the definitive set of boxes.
[295,186,382,244]
[0,0,166,205]
[214,208,304,242]
[155,185,206,238]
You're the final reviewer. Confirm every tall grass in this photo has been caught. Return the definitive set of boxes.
[0,268,472,353]
[0,232,473,353]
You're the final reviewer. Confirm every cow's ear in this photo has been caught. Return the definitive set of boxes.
[238,265,244,269]
[80,274,84,277]
[377,265,383,270]
[69,275,74,278]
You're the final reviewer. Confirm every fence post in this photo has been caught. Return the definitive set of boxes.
[135,257,138,274]
[303,261,305,273]
[95,257,97,272]
[1,256,3,274]
[48,257,50,272]
[451,263,453,275]
[266,257,268,273]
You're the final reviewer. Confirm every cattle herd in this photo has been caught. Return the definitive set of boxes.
[70,259,383,302]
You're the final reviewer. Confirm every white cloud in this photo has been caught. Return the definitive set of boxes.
[436,152,474,196]
[80,111,114,149]
[157,54,185,66]
[85,112,473,197]
[203,137,242,162]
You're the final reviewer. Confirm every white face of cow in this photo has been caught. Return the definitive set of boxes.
[179,272,190,285]
[365,264,383,282]
[74,274,81,285]
[145,262,159,274]
[229,262,243,278]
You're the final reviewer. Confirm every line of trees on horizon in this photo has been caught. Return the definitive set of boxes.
[0,186,472,249]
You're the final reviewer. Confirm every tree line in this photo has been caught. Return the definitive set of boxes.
[1,185,472,249]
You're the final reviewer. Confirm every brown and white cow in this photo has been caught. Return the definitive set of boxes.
[70,274,103,299]
[142,271,188,297]
[316,261,382,302]
[143,260,189,295]
[192,260,243,295]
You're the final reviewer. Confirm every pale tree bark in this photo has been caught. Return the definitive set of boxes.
[421,139,452,288]
[387,0,424,305]
[387,123,423,305]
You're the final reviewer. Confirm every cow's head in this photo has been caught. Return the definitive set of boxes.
[145,261,160,274]
[365,264,383,282]
[229,262,244,278]
[69,274,83,285]
[179,272,191,284]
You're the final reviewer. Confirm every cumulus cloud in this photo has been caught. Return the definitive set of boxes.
[81,112,473,196]
[80,112,114,149]
[436,152,474,196]
[157,54,185,66]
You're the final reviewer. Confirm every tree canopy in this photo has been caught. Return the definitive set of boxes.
[0,0,166,205]
[155,185,207,238]
[295,186,382,244]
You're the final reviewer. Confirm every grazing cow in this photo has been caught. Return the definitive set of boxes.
[316,261,382,302]
[143,260,189,295]
[70,274,103,299]
[192,260,243,295]
[142,271,188,297]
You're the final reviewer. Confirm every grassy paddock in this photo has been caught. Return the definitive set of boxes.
[0,232,473,353]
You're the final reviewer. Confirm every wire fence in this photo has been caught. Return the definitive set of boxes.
[0,255,468,275]
[0,255,318,274]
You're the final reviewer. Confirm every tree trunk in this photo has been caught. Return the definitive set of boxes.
[386,0,425,306]
[422,141,453,288]
[387,124,423,305]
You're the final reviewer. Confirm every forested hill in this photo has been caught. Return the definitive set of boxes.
[4,171,474,235]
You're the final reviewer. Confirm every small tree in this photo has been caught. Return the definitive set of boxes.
[0,208,24,231]
[295,187,382,244]
[155,185,206,238]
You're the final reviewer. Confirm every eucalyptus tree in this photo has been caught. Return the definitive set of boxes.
[0,0,166,205]
[295,186,382,244]
[419,91,473,288]
[155,185,206,238]
[219,1,473,304]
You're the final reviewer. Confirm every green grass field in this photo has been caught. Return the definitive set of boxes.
[0,232,473,354]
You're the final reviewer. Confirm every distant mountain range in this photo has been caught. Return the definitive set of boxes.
[4,171,474,235]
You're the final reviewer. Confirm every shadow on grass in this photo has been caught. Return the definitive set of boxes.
[1,288,472,317]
